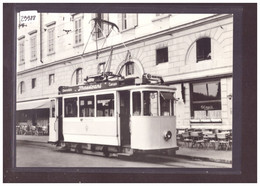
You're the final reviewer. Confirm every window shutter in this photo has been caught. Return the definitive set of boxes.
[118,14,122,32]
[78,19,82,43]
[53,28,55,52]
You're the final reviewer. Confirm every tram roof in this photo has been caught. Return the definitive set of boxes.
[58,79,176,96]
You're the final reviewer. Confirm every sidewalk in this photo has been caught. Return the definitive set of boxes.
[16,135,232,164]
[176,146,232,164]
[16,134,49,143]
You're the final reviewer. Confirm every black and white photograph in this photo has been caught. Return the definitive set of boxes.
[3,3,257,183]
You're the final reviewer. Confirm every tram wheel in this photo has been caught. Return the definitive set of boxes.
[91,145,95,152]
[102,146,109,157]
[75,144,82,154]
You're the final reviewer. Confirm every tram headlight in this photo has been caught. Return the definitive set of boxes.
[164,131,172,141]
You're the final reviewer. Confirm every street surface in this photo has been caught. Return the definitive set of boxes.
[16,140,231,168]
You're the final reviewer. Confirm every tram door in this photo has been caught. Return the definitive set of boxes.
[49,98,63,143]
[57,97,63,141]
[119,91,130,146]
[49,99,58,142]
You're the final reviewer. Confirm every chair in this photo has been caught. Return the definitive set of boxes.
[203,133,217,149]
[176,132,182,146]
[30,125,38,136]
[37,126,44,135]
[181,132,192,147]
[42,126,48,135]
[216,133,230,150]
[16,126,20,135]
[190,132,205,148]
[227,133,232,150]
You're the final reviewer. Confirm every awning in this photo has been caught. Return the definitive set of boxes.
[161,92,174,100]
[17,99,50,111]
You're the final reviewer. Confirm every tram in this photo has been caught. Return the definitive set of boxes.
[48,73,178,157]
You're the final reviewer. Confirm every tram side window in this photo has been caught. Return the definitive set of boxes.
[79,96,94,117]
[143,91,158,116]
[96,94,114,117]
[65,98,78,117]
[133,92,141,116]
[160,92,174,116]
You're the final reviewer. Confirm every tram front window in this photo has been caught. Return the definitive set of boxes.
[132,92,141,116]
[64,98,78,117]
[143,91,158,116]
[96,94,114,117]
[79,96,94,117]
[160,92,174,116]
[50,100,55,118]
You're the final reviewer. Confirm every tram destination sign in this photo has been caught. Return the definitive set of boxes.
[59,81,119,94]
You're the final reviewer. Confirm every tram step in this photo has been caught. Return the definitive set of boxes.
[122,146,133,154]
[82,149,105,157]
[117,152,133,158]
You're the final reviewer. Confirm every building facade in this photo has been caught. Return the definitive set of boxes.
[16,13,233,131]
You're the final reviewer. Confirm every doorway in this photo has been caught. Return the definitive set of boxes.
[58,97,63,141]
[119,91,130,146]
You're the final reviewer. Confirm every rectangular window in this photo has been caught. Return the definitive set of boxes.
[132,92,141,116]
[93,13,109,39]
[190,80,221,119]
[30,35,37,60]
[31,78,36,89]
[156,47,168,64]
[160,92,174,116]
[121,14,138,31]
[96,94,114,117]
[143,91,158,116]
[49,74,55,85]
[96,13,104,39]
[64,98,78,117]
[48,28,55,54]
[79,96,94,117]
[74,18,82,45]
[125,62,134,76]
[19,40,25,64]
[97,62,105,74]
[19,81,25,94]
[196,38,211,62]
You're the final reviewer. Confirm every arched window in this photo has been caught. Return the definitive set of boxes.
[75,68,83,85]
[119,61,135,77]
[196,38,211,62]
[116,59,144,79]
[19,81,25,94]
[125,62,135,76]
